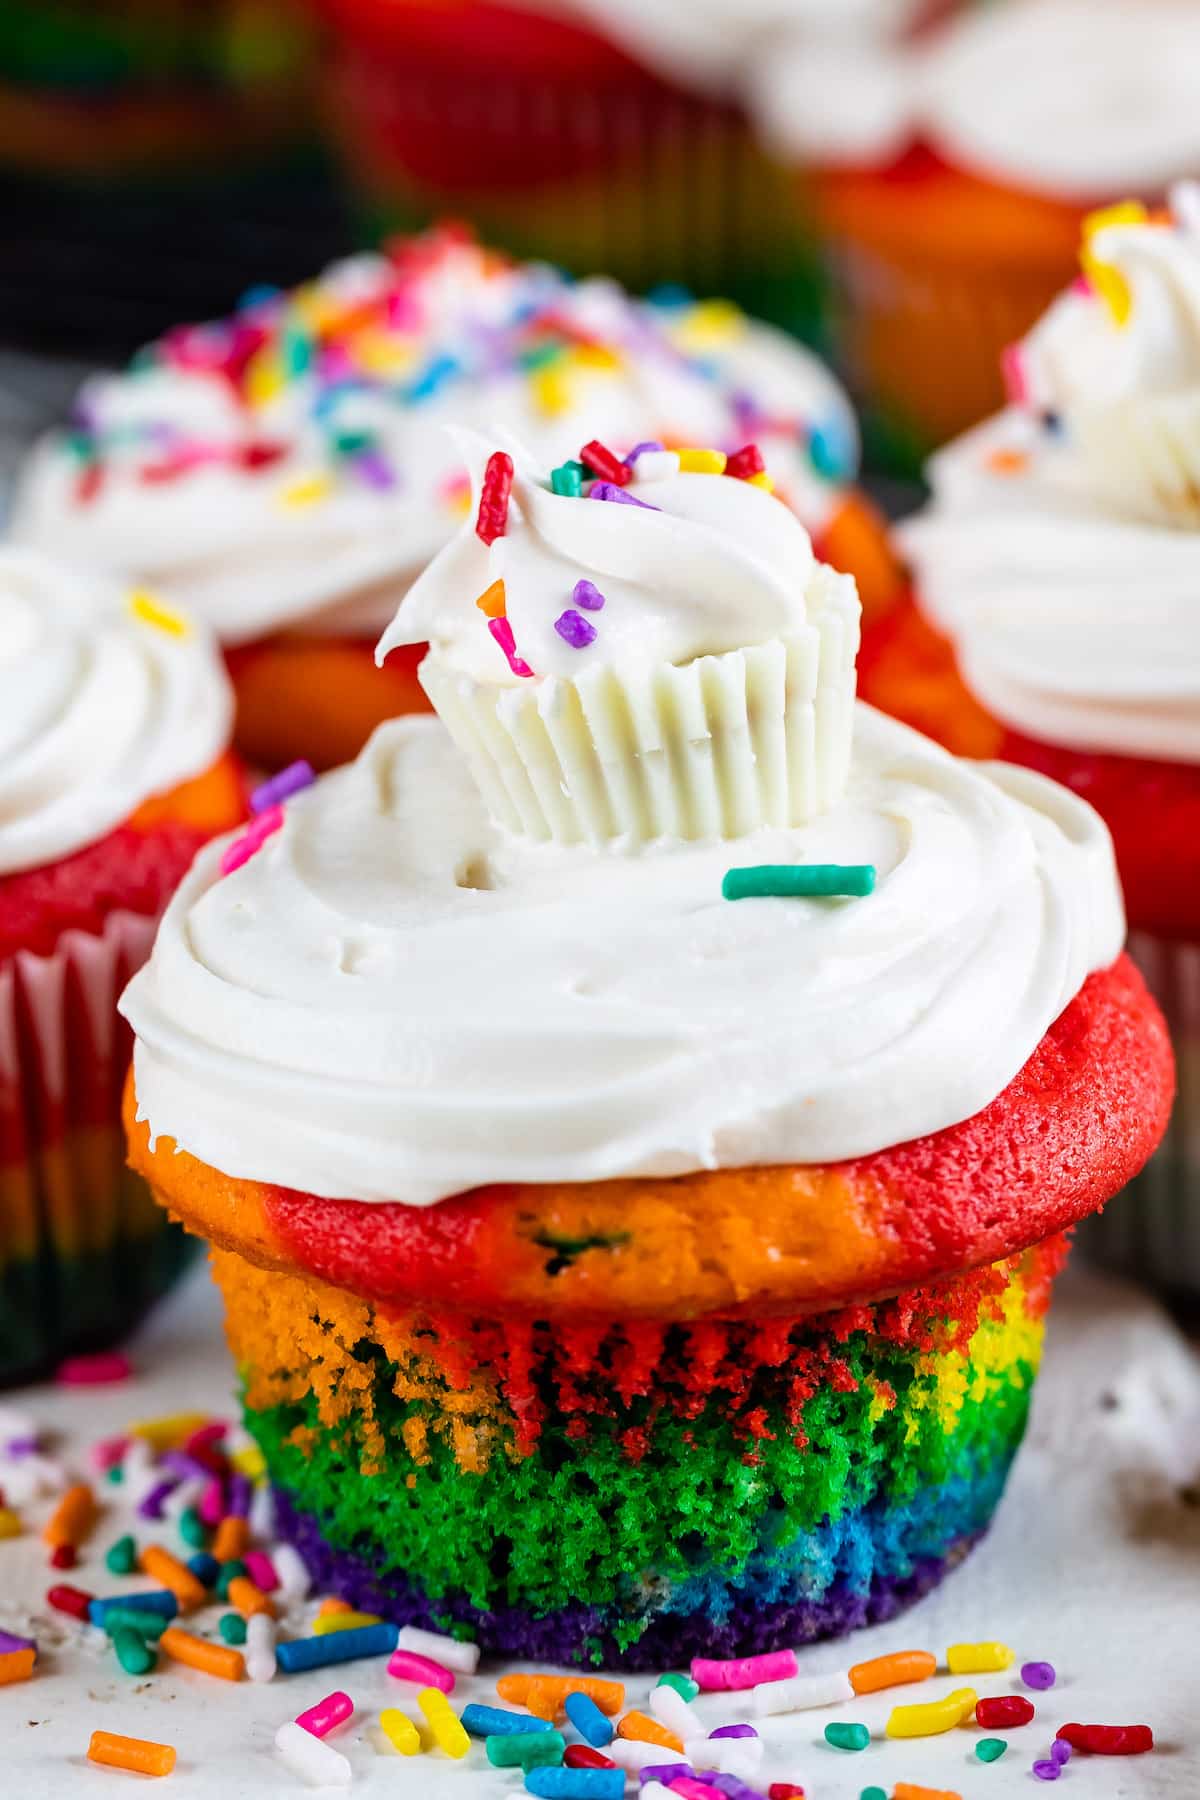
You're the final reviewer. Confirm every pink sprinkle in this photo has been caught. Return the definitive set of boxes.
[56,1351,132,1386]
[89,1435,130,1473]
[219,805,284,876]
[386,1648,456,1692]
[691,1649,798,1692]
[243,1550,278,1592]
[1000,341,1029,408]
[295,1691,354,1739]
[668,1780,726,1800]
[487,617,535,679]
[1071,272,1095,296]
[198,1478,226,1528]
[387,289,423,331]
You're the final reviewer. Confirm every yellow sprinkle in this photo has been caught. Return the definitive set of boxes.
[244,350,286,408]
[886,1687,977,1739]
[1082,199,1148,246]
[676,448,727,475]
[417,1687,469,1759]
[474,579,506,620]
[531,365,572,416]
[0,1509,22,1539]
[280,475,333,509]
[379,1708,421,1756]
[568,343,622,373]
[1081,201,1147,326]
[312,1610,383,1637]
[128,1413,210,1453]
[674,298,744,349]
[354,329,415,377]
[946,1642,1013,1674]
[128,590,189,637]
[747,471,775,492]
[229,1444,266,1480]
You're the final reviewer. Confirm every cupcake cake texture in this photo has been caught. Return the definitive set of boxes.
[750,0,1200,470]
[311,0,819,332]
[120,437,1171,1665]
[13,228,897,773]
[860,190,1200,1290]
[0,550,244,1385]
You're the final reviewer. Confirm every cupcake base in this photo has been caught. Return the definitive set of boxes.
[214,1236,1063,1666]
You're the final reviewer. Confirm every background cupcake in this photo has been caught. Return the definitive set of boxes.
[12,227,899,772]
[749,0,1200,474]
[121,440,1170,1664]
[309,0,822,334]
[0,549,244,1385]
[860,193,1199,1293]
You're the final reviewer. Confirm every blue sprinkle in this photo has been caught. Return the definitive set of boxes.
[554,609,597,649]
[525,1768,624,1798]
[808,416,854,482]
[275,1622,398,1673]
[187,1552,219,1587]
[88,1591,179,1627]
[461,1704,555,1738]
[647,283,694,309]
[403,353,460,404]
[238,283,283,313]
[564,1690,613,1746]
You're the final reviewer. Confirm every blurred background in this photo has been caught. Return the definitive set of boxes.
[0,0,1194,488]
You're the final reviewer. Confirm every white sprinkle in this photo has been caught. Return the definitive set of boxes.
[162,1479,205,1524]
[394,1626,479,1675]
[649,1683,703,1739]
[272,1543,312,1603]
[631,450,680,483]
[605,1739,673,1772]
[685,1734,763,1773]
[249,1482,275,1541]
[274,1721,351,1787]
[246,1612,277,1682]
[750,1669,855,1715]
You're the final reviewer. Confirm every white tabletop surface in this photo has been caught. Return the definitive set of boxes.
[2,1258,1198,1798]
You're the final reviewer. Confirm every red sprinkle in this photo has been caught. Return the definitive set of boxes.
[769,1787,807,1800]
[579,440,631,487]
[475,450,515,545]
[1056,1723,1154,1756]
[238,440,288,472]
[74,463,104,505]
[49,1545,77,1570]
[47,1584,93,1620]
[726,443,767,480]
[55,1351,132,1386]
[564,1745,617,1769]
[976,1695,1035,1729]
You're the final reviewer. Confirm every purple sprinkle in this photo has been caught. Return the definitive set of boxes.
[554,609,597,649]
[354,448,397,491]
[589,480,660,510]
[624,440,664,465]
[572,578,606,612]
[137,1478,178,1521]
[709,1724,757,1739]
[160,1449,214,1484]
[0,1630,35,1655]
[251,760,315,815]
[227,1473,252,1519]
[1022,1660,1057,1690]
[638,1767,692,1787]
[3,1437,38,1458]
[1032,1759,1061,1781]
[704,1776,767,1800]
[1051,1741,1072,1765]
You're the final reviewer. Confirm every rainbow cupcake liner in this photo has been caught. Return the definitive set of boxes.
[218,1234,1064,1666]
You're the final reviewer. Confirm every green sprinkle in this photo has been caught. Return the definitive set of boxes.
[216,1558,247,1601]
[656,1672,700,1702]
[976,1737,1009,1762]
[281,327,314,379]
[105,1464,124,1485]
[105,1534,137,1575]
[219,1612,247,1645]
[485,1730,565,1769]
[860,1788,889,1800]
[722,863,877,902]
[178,1507,207,1550]
[101,1607,170,1641]
[550,460,585,498]
[112,1626,157,1676]
[825,1721,870,1752]
[520,343,566,372]
[331,428,375,458]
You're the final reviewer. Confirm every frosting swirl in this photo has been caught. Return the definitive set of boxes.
[0,549,234,875]
[121,704,1123,1204]
[12,235,857,647]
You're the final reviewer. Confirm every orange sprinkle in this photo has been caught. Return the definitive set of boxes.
[849,1650,938,1695]
[160,1626,245,1682]
[893,1785,963,1800]
[88,1731,176,1777]
[317,1596,355,1617]
[43,1483,96,1550]
[475,578,507,619]
[0,1649,35,1686]
[227,1575,274,1619]
[140,1545,208,1613]
[211,1516,250,1563]
[617,1712,683,1753]
[985,448,1029,475]
[525,1680,565,1721]
[498,1673,625,1716]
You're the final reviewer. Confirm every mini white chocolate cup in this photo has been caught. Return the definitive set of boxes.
[1076,390,1200,529]
[419,566,859,846]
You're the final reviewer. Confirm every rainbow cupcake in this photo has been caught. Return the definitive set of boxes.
[13,228,898,772]
[121,438,1169,1662]
[0,550,245,1385]
[860,190,1200,1292]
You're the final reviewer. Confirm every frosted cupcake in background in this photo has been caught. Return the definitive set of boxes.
[12,227,899,772]
[859,190,1200,1292]
[0,550,245,1385]
[749,0,1200,472]
[122,431,1170,1664]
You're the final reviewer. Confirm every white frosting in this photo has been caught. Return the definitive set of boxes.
[379,434,821,684]
[0,549,233,876]
[752,0,1200,195]
[120,704,1123,1204]
[11,244,857,648]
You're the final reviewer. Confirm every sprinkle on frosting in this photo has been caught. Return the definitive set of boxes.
[721,865,877,901]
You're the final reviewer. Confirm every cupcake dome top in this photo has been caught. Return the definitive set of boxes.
[120,445,1125,1206]
[0,550,232,876]
[11,228,857,648]
[901,187,1200,765]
